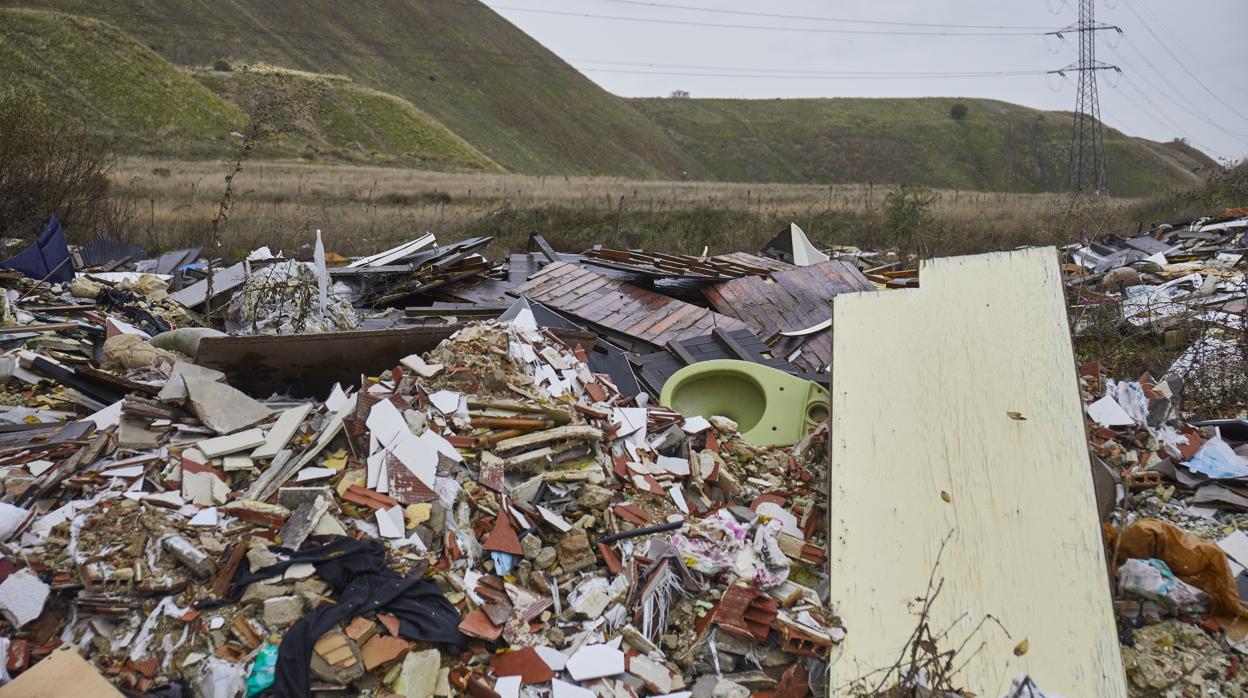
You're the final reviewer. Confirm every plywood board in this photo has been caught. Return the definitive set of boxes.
[827,247,1125,697]
[0,646,122,696]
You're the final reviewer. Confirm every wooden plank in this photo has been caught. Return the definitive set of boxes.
[626,301,687,338]
[827,248,1126,697]
[0,323,82,335]
[666,338,699,366]
[643,304,703,342]
[711,327,754,361]
[528,234,560,264]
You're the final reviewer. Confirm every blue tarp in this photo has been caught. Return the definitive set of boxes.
[0,216,74,283]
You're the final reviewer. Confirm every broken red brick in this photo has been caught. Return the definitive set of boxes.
[377,613,401,637]
[489,646,554,684]
[713,584,779,643]
[459,609,503,642]
[360,635,410,671]
[342,485,400,511]
[482,505,524,557]
[345,617,378,644]
[598,542,623,574]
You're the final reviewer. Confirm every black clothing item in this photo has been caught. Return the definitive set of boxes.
[232,536,465,698]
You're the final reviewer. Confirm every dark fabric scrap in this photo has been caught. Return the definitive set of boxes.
[95,286,171,335]
[231,535,465,698]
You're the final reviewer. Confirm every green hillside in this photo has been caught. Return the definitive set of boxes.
[3,0,709,179]
[0,1,1216,195]
[0,7,244,157]
[194,66,498,170]
[630,97,1214,197]
[0,9,497,169]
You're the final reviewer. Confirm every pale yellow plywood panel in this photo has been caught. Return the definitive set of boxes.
[827,247,1126,697]
[0,646,123,697]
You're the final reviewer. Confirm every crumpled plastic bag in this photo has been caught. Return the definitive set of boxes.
[1107,518,1248,618]
[194,657,246,698]
[671,509,789,588]
[1117,558,1208,613]
[225,260,358,336]
[1184,436,1248,479]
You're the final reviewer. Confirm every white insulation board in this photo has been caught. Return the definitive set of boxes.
[827,247,1126,697]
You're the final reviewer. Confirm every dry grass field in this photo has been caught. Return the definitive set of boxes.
[106,158,1154,261]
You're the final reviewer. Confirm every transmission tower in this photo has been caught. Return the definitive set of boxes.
[1048,1,1121,194]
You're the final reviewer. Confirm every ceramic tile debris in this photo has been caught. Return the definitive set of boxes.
[0,212,1241,697]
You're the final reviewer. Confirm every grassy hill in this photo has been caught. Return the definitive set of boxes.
[0,7,244,157]
[194,66,498,170]
[630,97,1215,197]
[3,0,709,179]
[0,1,1217,196]
[0,9,497,169]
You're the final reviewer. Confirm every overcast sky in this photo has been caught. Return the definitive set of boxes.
[480,0,1248,164]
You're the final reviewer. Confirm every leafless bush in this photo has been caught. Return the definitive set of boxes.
[0,88,115,239]
[842,534,1012,698]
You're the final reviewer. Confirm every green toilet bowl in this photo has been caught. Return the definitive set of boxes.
[659,359,829,447]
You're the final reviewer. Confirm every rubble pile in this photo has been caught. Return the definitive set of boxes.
[1065,212,1248,695]
[0,210,1242,696]
[0,277,838,695]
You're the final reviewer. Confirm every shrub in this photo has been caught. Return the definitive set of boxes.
[883,185,941,257]
[950,103,969,121]
[213,59,233,72]
[0,88,114,239]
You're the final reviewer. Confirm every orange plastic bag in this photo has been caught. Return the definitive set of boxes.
[1106,518,1248,619]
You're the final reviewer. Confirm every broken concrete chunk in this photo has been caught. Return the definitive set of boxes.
[556,532,595,574]
[240,581,288,604]
[0,568,49,627]
[576,484,613,511]
[279,496,331,551]
[399,648,441,698]
[710,679,750,698]
[263,595,306,627]
[185,377,273,435]
[157,361,226,403]
[629,654,686,694]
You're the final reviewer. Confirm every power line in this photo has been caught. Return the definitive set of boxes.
[573,64,1047,80]
[584,0,1052,31]
[1109,39,1248,145]
[1119,1,1248,125]
[1127,1,1247,96]
[1105,76,1211,152]
[488,4,1045,36]
[573,57,1046,77]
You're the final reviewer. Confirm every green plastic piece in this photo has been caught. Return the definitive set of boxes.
[659,359,829,447]
[246,643,279,696]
